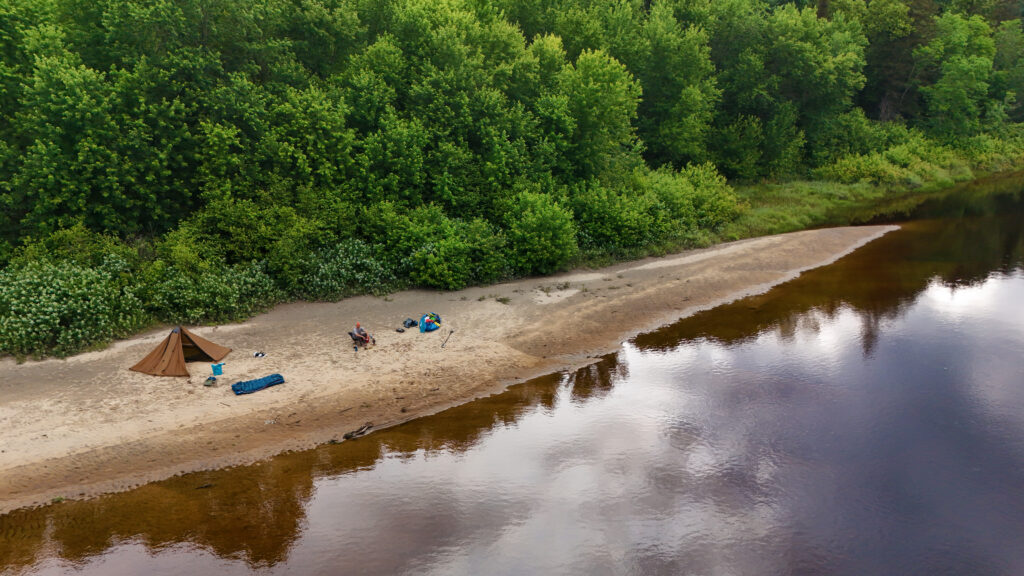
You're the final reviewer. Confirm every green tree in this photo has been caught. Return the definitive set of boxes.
[11,49,127,237]
[636,3,719,167]
[767,5,867,152]
[557,48,642,179]
[286,0,366,78]
[340,34,406,133]
[858,0,939,120]
[914,12,997,138]
[993,19,1024,121]
[705,0,776,178]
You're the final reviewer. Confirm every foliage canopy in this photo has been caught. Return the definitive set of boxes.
[1,0,1023,357]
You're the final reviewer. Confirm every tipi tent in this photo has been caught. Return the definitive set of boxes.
[129,327,231,377]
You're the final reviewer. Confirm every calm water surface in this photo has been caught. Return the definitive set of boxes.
[2,180,1023,575]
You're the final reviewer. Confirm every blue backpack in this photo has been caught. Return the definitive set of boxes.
[419,312,441,332]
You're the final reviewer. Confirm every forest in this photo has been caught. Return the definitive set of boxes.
[1,0,1023,357]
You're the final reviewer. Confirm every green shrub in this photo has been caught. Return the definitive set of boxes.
[884,144,916,168]
[957,132,1024,171]
[362,202,441,268]
[816,153,907,184]
[505,191,578,275]
[364,203,508,290]
[404,228,506,290]
[0,241,12,267]
[0,256,148,358]
[809,109,888,166]
[9,223,138,269]
[300,239,399,300]
[147,261,282,324]
[570,181,664,250]
[404,239,475,290]
[638,165,739,226]
[711,115,764,181]
[404,219,507,290]
[263,223,322,295]
[678,163,741,230]
[814,131,979,187]
[154,226,222,276]
[176,198,332,293]
[460,219,508,285]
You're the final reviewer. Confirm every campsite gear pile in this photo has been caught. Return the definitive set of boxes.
[396,317,417,333]
[231,373,285,395]
[130,327,231,377]
[420,312,441,332]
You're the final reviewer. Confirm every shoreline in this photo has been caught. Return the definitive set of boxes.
[0,225,898,514]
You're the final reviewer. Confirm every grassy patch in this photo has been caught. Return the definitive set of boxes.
[720,181,884,239]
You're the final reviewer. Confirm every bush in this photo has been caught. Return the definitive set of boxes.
[0,256,148,358]
[404,239,474,290]
[404,219,508,290]
[362,202,441,268]
[9,223,138,269]
[459,219,508,285]
[300,239,399,300]
[364,203,508,290]
[678,163,741,230]
[176,198,332,293]
[147,261,282,324]
[957,132,1024,172]
[505,191,578,275]
[815,152,908,185]
[570,181,665,251]
[814,131,977,187]
[154,226,221,276]
[809,109,888,166]
[711,115,764,181]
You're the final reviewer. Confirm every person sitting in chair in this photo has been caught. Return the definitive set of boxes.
[350,322,374,349]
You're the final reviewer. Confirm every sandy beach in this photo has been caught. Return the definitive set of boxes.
[0,225,897,514]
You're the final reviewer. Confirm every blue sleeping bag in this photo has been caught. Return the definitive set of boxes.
[231,373,285,395]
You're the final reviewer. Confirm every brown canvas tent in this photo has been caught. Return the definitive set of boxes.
[129,327,231,377]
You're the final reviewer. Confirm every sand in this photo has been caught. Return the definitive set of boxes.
[0,225,897,513]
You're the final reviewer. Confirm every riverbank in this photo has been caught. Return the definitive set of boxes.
[0,225,897,514]
[723,169,1024,240]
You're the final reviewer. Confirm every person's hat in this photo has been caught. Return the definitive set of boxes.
[356,322,361,327]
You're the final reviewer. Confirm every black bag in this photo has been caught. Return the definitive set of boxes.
[402,318,418,329]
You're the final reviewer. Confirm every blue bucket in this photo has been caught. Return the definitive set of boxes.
[211,363,224,376]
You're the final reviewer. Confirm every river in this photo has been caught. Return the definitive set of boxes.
[2,177,1023,575]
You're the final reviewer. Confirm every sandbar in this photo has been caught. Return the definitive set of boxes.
[0,225,897,513]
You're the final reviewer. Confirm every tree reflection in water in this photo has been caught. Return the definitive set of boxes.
[633,199,1024,358]
[0,360,622,571]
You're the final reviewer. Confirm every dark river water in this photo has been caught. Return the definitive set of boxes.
[2,177,1023,576]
